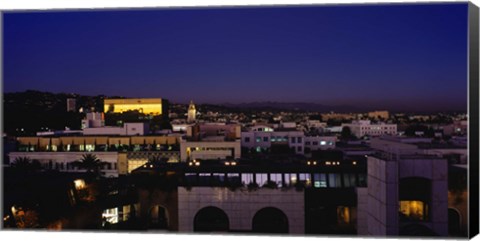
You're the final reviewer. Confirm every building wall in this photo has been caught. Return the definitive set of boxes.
[356,187,369,235]
[104,98,163,115]
[177,187,304,234]
[241,131,305,154]
[8,151,119,177]
[365,156,399,236]
[180,140,241,162]
[368,111,389,120]
[364,155,448,236]
[343,121,397,138]
[304,136,337,151]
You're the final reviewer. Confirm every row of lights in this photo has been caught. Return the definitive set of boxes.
[224,161,237,166]
[188,159,200,166]
[325,161,341,166]
[306,161,317,166]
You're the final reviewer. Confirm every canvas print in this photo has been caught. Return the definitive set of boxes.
[1,2,477,238]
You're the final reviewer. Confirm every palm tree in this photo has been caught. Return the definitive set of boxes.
[71,154,107,176]
[10,157,42,172]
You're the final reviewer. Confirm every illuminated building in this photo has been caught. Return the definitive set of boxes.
[9,135,180,177]
[367,111,389,120]
[357,137,449,236]
[241,125,337,155]
[180,139,241,162]
[187,100,196,123]
[342,120,397,138]
[104,98,168,116]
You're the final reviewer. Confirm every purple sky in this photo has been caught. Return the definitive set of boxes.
[3,3,468,111]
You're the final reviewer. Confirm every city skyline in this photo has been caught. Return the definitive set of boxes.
[4,3,468,111]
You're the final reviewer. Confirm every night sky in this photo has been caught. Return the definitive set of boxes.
[3,3,468,111]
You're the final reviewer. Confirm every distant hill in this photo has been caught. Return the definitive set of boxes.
[221,101,362,112]
[3,90,105,136]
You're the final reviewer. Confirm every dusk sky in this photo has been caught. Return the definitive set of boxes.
[3,3,468,111]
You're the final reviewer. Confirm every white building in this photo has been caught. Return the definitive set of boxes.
[81,112,105,129]
[83,122,149,136]
[304,136,337,151]
[9,151,120,177]
[241,125,305,155]
[342,120,397,138]
[357,136,451,236]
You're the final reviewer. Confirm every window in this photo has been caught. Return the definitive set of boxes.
[263,137,269,142]
[241,173,254,185]
[255,173,268,187]
[313,141,318,145]
[270,173,282,187]
[245,137,250,143]
[198,173,211,185]
[320,141,327,145]
[102,208,119,225]
[212,173,225,184]
[305,141,311,145]
[328,173,342,188]
[284,173,297,186]
[297,146,302,152]
[256,137,262,143]
[337,206,351,225]
[290,137,296,143]
[297,137,302,143]
[399,201,427,221]
[314,173,327,188]
[227,173,241,185]
[343,173,357,187]
[299,173,311,187]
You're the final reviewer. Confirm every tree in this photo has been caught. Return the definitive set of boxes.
[10,157,42,172]
[341,126,353,140]
[71,154,107,176]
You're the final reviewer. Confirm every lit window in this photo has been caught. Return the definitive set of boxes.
[399,200,427,221]
[102,208,119,225]
[313,173,327,188]
[73,179,86,190]
[337,206,351,225]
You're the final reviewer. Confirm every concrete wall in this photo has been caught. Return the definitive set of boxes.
[363,155,448,237]
[365,156,399,236]
[356,187,368,235]
[177,187,304,234]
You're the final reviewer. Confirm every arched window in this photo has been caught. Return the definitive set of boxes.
[194,206,229,232]
[252,207,289,233]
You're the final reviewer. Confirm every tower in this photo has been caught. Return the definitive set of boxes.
[187,100,196,123]
[67,98,76,112]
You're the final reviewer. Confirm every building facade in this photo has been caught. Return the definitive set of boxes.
[342,120,397,138]
[104,98,167,116]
